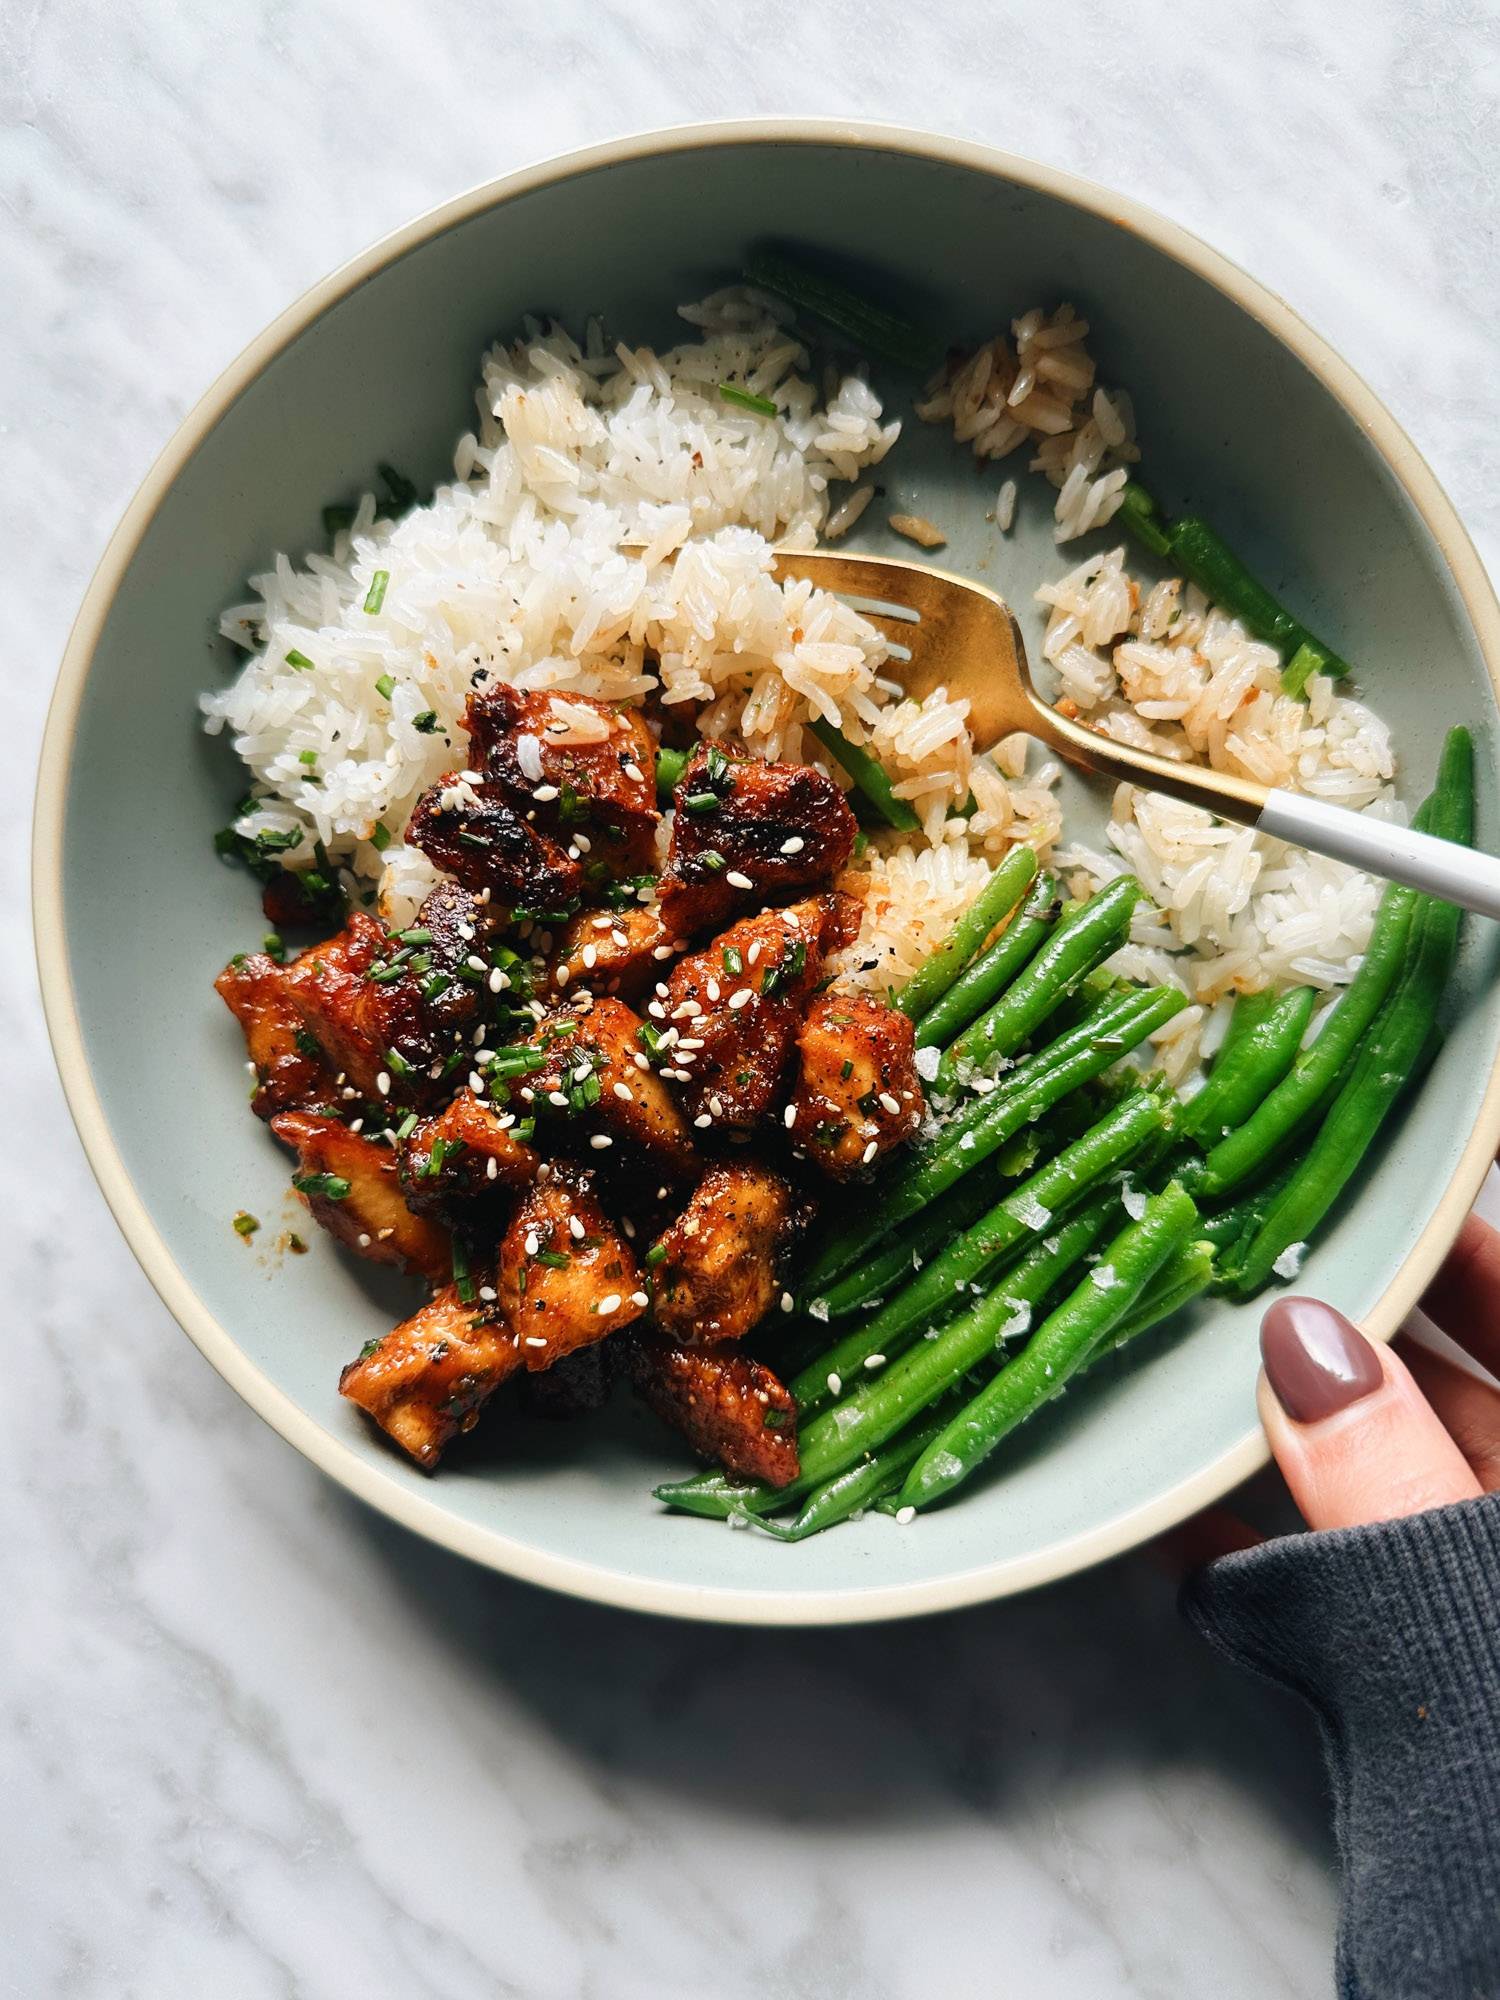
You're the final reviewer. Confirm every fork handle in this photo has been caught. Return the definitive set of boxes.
[1259,790,1500,919]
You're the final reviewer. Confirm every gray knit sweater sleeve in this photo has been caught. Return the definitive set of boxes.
[1182,1494,1500,2000]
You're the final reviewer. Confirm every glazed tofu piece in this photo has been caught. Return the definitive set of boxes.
[215,950,335,1119]
[660,894,858,1129]
[628,1335,799,1487]
[657,744,858,936]
[517,1342,612,1421]
[464,684,660,875]
[406,774,585,908]
[271,1110,452,1279]
[788,990,924,1178]
[547,903,681,1002]
[496,1169,646,1369]
[340,1282,521,1470]
[528,998,698,1180]
[398,1093,541,1224]
[281,890,494,1105]
[649,1164,797,1345]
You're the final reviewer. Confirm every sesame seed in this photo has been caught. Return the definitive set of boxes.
[524,1231,540,1256]
[611,931,629,949]
[748,942,762,965]
[532,784,559,802]
[548,1091,569,1107]
[726,870,754,890]
[827,1372,842,1395]
[709,1095,724,1118]
[780,1292,793,1313]
[488,967,507,993]
[780,835,805,855]
[478,1285,497,1302]
[486,1157,499,1179]
[633,1052,651,1072]
[598,1293,622,1315]
[630,1290,649,1308]
[525,1335,548,1348]
[652,944,673,960]
[693,1113,712,1129]
[572,1061,593,1082]
[783,1103,797,1129]
[612,1081,633,1102]
[661,1068,687,1082]
[340,1085,358,1101]
[647,1001,666,1018]
[573,833,591,854]
[591,915,613,930]
[621,1216,637,1239]
[879,1092,900,1115]
[357,1232,372,1248]
[864,1353,886,1370]
[582,944,597,968]
[729,989,752,1010]
[569,1215,586,1240]
[706,979,720,1002]
[466,954,487,972]
[469,1071,485,1094]
[376,1071,391,1097]
[555,963,571,988]
[862,1140,879,1164]
[589,1134,613,1150]
[895,1506,916,1526]
[624,762,644,783]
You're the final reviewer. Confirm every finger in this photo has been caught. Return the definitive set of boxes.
[1259,1297,1482,1531]
[1150,1506,1262,1576]
[1418,1212,1500,1380]
[1397,1334,1500,1491]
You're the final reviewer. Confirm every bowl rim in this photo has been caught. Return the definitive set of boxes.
[33,116,1500,1626]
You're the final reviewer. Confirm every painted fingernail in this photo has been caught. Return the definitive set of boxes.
[1261,1298,1384,1423]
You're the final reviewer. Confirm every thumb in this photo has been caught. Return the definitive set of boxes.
[1259,1297,1482,1530]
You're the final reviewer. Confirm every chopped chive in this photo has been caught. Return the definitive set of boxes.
[646,1243,669,1268]
[384,1048,413,1078]
[840,1058,854,1081]
[719,383,779,417]
[363,570,390,615]
[394,1111,419,1141]
[723,946,744,976]
[357,1335,383,1359]
[232,1211,260,1238]
[683,792,720,815]
[298,749,318,767]
[293,1171,351,1200]
[263,932,286,963]
[412,710,440,734]
[535,1248,569,1269]
[451,1238,476,1304]
[375,673,396,700]
[284,649,315,671]
[699,849,727,872]
[370,821,392,852]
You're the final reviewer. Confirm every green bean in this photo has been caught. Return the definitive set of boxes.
[1229,734,1472,1297]
[935,877,1141,1090]
[806,717,921,831]
[802,1088,1173,1389]
[896,843,1039,1023]
[743,247,933,371]
[763,1401,966,1540]
[1199,1165,1298,1258]
[800,983,1186,1297]
[913,871,1061,1050]
[654,745,690,802]
[1181,986,1316,1144]
[1210,988,1278,1072]
[898,1184,1199,1510]
[1194,783,1449,1199]
[1102,1238,1215,1351]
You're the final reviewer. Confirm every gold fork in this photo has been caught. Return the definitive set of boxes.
[773,548,1500,918]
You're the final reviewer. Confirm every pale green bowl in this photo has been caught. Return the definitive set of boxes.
[35,122,1500,1623]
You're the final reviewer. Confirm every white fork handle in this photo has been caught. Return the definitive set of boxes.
[1259,790,1500,919]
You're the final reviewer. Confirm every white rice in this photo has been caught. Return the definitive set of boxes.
[203,290,1398,1081]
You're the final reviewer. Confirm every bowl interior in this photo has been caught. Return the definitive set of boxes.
[48,134,1500,1618]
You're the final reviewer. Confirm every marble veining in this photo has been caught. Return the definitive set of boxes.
[7,1,1499,1992]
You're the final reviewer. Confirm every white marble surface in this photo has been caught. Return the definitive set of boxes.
[8,4,1500,1994]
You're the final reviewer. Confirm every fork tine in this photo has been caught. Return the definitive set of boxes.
[771,548,929,610]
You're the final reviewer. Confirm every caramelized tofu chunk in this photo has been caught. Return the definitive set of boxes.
[497,1169,646,1369]
[547,903,680,1001]
[649,1164,796,1344]
[406,775,585,907]
[465,685,659,874]
[271,1110,451,1279]
[517,1342,612,1421]
[658,745,857,935]
[282,907,482,1105]
[398,1093,541,1224]
[528,998,698,1179]
[215,951,335,1119]
[629,1335,799,1487]
[789,990,924,1178]
[661,895,856,1128]
[340,1282,520,1470]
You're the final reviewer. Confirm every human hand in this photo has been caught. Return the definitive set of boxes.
[1260,1211,1500,1530]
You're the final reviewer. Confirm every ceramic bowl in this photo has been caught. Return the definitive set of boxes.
[35,121,1500,1623]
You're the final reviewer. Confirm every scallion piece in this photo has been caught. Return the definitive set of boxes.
[412,711,440,734]
[232,1211,260,1238]
[298,750,318,768]
[284,649,315,671]
[719,383,779,418]
[744,246,932,372]
[807,717,919,832]
[375,673,396,700]
[451,1238,476,1305]
[363,570,390,615]
[369,821,392,852]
